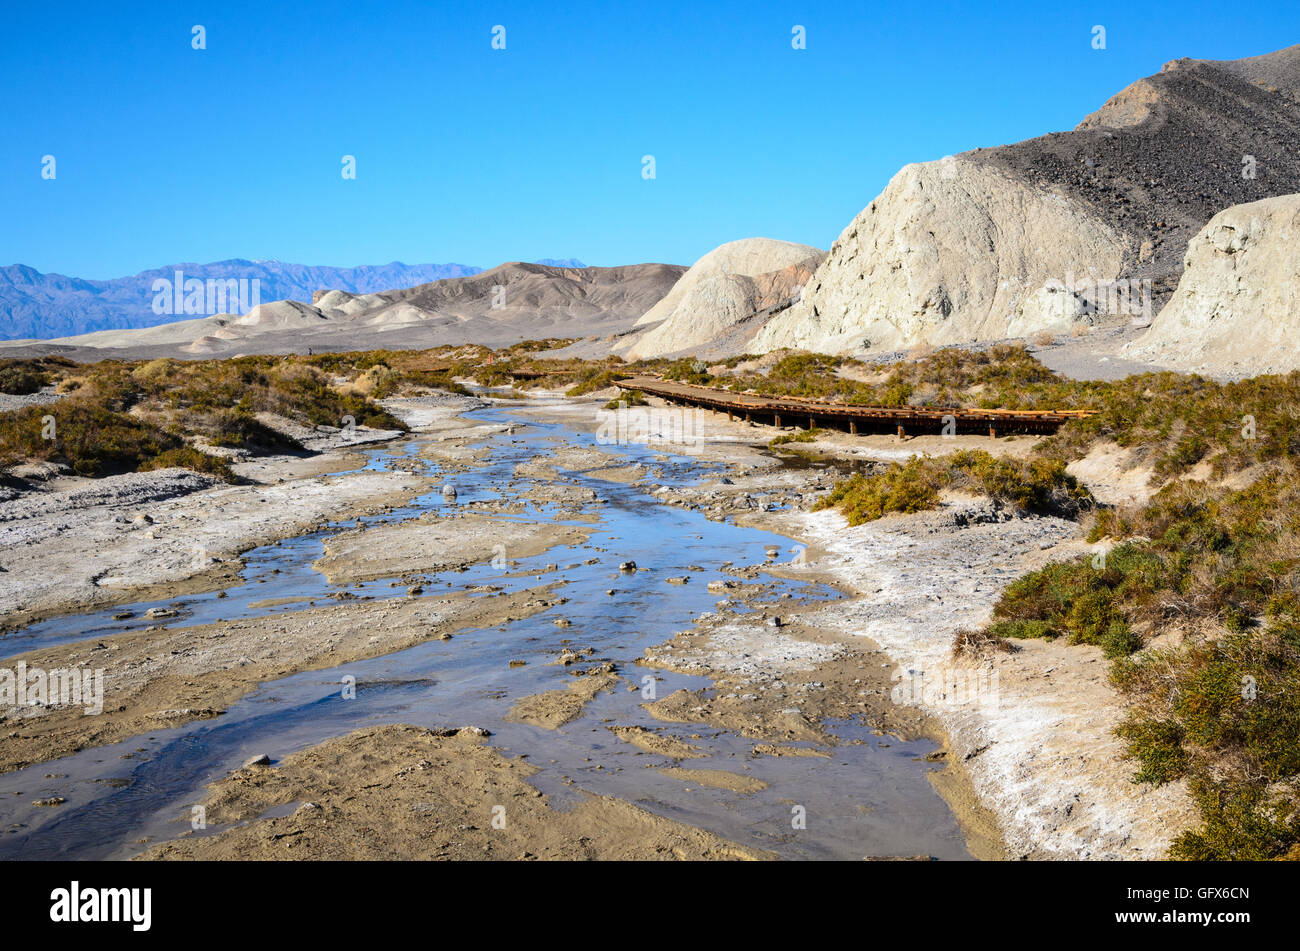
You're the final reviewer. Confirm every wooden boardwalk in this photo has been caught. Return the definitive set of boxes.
[614,376,1094,437]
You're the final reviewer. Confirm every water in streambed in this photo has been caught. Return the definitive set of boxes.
[0,403,972,861]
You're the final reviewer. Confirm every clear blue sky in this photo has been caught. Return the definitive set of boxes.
[2,0,1296,278]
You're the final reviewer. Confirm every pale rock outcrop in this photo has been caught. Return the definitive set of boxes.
[234,299,329,330]
[1123,194,1300,375]
[313,289,378,317]
[620,238,823,360]
[752,158,1131,355]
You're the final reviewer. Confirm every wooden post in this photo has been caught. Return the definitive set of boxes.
[774,414,781,428]
[849,420,857,435]
[809,416,815,430]
[897,424,905,439]
[745,413,751,423]
[989,425,997,438]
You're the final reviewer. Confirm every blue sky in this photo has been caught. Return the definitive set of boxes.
[2,0,1296,278]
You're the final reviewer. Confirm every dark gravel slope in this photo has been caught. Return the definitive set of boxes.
[966,45,1300,307]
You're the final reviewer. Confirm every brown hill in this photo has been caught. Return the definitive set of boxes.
[2,262,686,359]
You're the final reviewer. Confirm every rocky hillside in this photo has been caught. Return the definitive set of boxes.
[618,238,824,360]
[0,260,485,340]
[756,45,1300,356]
[1122,194,1300,376]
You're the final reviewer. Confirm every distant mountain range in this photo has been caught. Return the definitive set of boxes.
[0,258,585,340]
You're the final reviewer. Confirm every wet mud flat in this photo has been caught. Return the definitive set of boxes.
[0,394,986,861]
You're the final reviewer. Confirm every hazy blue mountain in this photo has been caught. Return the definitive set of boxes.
[531,258,587,268]
[0,260,484,340]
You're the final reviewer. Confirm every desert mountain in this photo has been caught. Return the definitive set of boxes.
[1122,193,1300,376]
[754,45,1300,356]
[0,259,488,341]
[617,238,824,360]
[7,261,684,359]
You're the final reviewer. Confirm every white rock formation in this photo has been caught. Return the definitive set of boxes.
[620,238,823,360]
[233,299,329,330]
[752,157,1131,355]
[1123,194,1300,376]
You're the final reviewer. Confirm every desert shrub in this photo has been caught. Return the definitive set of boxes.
[988,544,1163,657]
[0,400,232,479]
[0,350,425,478]
[141,446,235,478]
[605,390,647,409]
[661,358,711,386]
[376,368,469,397]
[1170,777,1300,860]
[186,408,301,451]
[815,450,1091,526]
[814,458,942,524]
[0,361,50,395]
[566,367,629,396]
[1114,718,1189,785]
[770,427,821,447]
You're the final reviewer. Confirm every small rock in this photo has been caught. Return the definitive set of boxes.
[243,754,271,768]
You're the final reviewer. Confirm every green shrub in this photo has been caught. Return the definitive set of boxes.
[1115,718,1189,785]
[566,368,629,396]
[0,362,49,395]
[770,427,821,447]
[605,390,647,409]
[1170,778,1300,860]
[815,449,1091,525]
[986,619,1056,641]
[0,400,233,480]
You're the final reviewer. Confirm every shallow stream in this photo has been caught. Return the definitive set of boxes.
[0,403,972,860]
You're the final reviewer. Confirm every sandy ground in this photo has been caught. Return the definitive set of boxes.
[139,725,765,861]
[506,667,620,729]
[313,515,591,584]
